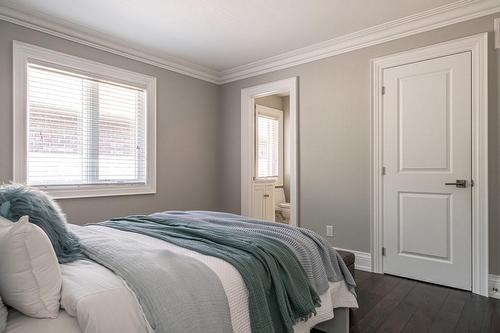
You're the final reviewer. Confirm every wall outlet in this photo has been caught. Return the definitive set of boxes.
[326,225,334,237]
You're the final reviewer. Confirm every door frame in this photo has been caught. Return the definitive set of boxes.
[370,33,488,296]
[241,77,298,226]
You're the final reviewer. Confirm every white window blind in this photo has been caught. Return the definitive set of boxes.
[256,113,281,179]
[27,63,146,186]
[255,104,284,185]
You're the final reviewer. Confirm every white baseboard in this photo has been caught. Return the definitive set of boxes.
[332,251,499,297]
[489,274,500,299]
[334,247,372,272]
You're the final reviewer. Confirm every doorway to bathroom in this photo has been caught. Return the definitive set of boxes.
[240,78,298,226]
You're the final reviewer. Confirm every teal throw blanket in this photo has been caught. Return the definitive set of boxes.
[99,213,322,333]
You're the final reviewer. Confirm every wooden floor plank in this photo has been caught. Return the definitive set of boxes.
[480,296,500,333]
[354,270,373,285]
[454,293,491,333]
[428,288,469,333]
[350,278,416,333]
[372,281,437,333]
[345,270,499,333]
[350,273,401,326]
[400,283,450,333]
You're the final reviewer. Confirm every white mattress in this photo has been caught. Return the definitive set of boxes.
[6,226,358,333]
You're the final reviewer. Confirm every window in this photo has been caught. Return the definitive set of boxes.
[14,41,156,198]
[255,104,283,185]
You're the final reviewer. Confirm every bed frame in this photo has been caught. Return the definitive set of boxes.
[313,308,349,333]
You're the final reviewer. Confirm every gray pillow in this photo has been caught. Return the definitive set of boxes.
[0,184,82,263]
[0,296,7,333]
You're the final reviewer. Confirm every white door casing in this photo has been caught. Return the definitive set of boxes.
[383,52,472,290]
[241,77,298,226]
[371,33,488,296]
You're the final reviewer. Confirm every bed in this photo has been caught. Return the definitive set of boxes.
[3,211,357,333]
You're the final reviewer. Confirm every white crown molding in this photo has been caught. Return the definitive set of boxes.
[0,6,220,84]
[1,0,499,84]
[219,0,500,83]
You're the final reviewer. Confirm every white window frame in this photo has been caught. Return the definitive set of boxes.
[255,104,284,186]
[13,41,157,199]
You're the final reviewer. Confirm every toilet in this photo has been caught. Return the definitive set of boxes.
[274,188,291,223]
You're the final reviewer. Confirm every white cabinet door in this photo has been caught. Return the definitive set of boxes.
[251,181,275,221]
[382,52,472,290]
[251,185,266,220]
[263,185,275,221]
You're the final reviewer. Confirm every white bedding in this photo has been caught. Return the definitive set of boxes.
[6,310,80,333]
[6,226,358,333]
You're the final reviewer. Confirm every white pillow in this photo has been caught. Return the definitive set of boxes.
[0,215,62,318]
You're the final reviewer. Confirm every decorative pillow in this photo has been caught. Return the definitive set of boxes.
[0,296,6,333]
[0,184,82,263]
[0,215,62,318]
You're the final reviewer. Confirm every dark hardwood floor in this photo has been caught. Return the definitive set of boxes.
[316,270,500,333]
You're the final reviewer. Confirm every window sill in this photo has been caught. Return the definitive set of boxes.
[254,177,278,184]
[32,183,156,199]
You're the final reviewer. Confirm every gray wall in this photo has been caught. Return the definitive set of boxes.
[255,95,284,110]
[1,14,499,274]
[0,20,220,225]
[219,14,500,274]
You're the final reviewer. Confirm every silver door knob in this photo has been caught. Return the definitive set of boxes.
[444,180,467,188]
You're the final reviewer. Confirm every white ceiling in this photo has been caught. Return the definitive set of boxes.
[0,0,462,72]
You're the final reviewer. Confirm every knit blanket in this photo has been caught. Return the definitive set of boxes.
[74,225,233,333]
[95,211,355,333]
[179,211,356,294]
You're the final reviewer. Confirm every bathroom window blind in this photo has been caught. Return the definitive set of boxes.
[256,112,281,180]
[255,104,283,185]
[27,63,146,186]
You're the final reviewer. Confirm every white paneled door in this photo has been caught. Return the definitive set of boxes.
[382,52,472,290]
